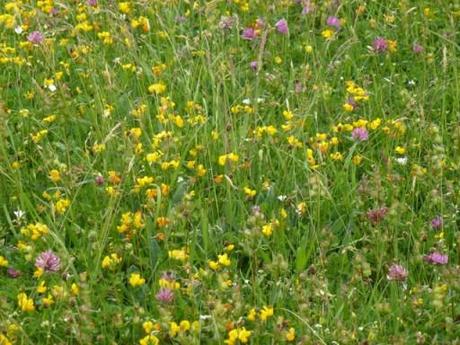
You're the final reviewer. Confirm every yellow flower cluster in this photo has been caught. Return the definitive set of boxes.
[117,211,144,238]
[168,248,189,262]
[224,327,252,344]
[169,320,200,337]
[129,273,145,287]
[218,153,239,166]
[208,253,231,271]
[20,222,49,240]
[101,253,122,270]
[17,293,35,312]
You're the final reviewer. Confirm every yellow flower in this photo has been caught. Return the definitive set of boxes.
[352,154,363,166]
[48,169,61,183]
[143,321,159,334]
[243,187,256,198]
[287,135,303,148]
[286,327,296,341]
[260,306,274,321]
[42,114,57,124]
[11,161,21,169]
[218,152,239,166]
[0,334,12,345]
[247,308,256,321]
[129,273,145,287]
[148,83,166,95]
[387,39,397,53]
[97,31,113,45]
[33,267,44,279]
[208,260,219,270]
[168,248,189,261]
[321,29,334,40]
[343,103,354,112]
[71,283,80,296]
[17,293,35,312]
[225,329,238,345]
[368,118,381,130]
[330,152,343,161]
[179,320,190,332]
[282,110,294,120]
[296,202,307,215]
[159,278,180,290]
[224,327,252,345]
[136,176,154,188]
[169,321,180,337]
[118,2,131,14]
[55,198,70,214]
[261,223,273,237]
[31,129,48,143]
[42,294,54,307]
[20,222,49,240]
[238,327,252,343]
[395,146,406,155]
[191,320,200,333]
[92,143,106,154]
[217,253,231,267]
[0,256,8,267]
[37,281,47,294]
[139,335,159,345]
[117,211,144,237]
[51,285,66,300]
[101,253,122,270]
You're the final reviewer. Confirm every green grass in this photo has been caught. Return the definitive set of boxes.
[0,0,459,344]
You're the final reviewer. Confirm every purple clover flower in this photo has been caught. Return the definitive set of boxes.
[242,27,257,41]
[326,16,341,29]
[431,216,443,230]
[367,207,388,225]
[387,264,408,281]
[155,288,174,303]
[412,43,424,54]
[351,127,369,141]
[27,31,44,45]
[275,19,289,35]
[424,252,448,265]
[7,267,21,278]
[35,250,61,272]
[373,37,388,53]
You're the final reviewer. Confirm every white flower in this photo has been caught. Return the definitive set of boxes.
[15,26,23,34]
[395,157,408,165]
[48,84,57,92]
[14,209,25,219]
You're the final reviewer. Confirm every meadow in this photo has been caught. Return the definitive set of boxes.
[0,0,459,344]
